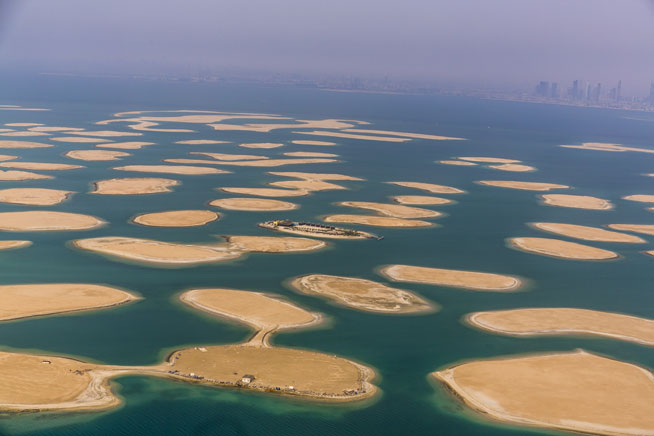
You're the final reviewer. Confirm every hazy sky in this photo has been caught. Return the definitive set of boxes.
[2,0,654,91]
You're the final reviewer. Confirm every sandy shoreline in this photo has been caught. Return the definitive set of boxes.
[380,265,521,291]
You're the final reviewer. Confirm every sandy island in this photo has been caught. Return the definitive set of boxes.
[541,194,613,210]
[0,170,52,181]
[96,141,155,150]
[561,142,654,154]
[291,140,337,146]
[458,157,519,163]
[176,140,230,145]
[0,162,84,171]
[477,181,569,191]
[133,210,219,227]
[0,283,138,322]
[5,123,42,127]
[190,152,266,161]
[439,160,477,166]
[1,131,51,137]
[294,131,410,142]
[432,350,654,436]
[283,151,338,158]
[342,129,465,141]
[0,155,17,162]
[489,164,536,172]
[380,265,521,292]
[92,178,180,195]
[0,140,53,149]
[73,237,242,267]
[175,288,376,401]
[509,237,617,260]
[50,137,115,143]
[392,195,452,205]
[164,158,337,167]
[387,181,464,194]
[532,222,645,243]
[0,188,73,206]
[0,241,31,250]
[623,194,654,203]
[240,143,284,149]
[324,215,432,227]
[338,201,441,219]
[29,126,84,132]
[113,165,229,175]
[269,180,346,191]
[209,198,298,211]
[0,211,104,232]
[224,236,326,253]
[290,274,434,314]
[607,224,654,235]
[219,187,309,197]
[268,171,363,181]
[466,308,654,346]
[66,150,130,161]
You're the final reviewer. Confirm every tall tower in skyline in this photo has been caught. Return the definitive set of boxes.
[649,81,654,103]
[617,80,622,101]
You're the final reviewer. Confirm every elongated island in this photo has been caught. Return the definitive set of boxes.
[259,219,382,240]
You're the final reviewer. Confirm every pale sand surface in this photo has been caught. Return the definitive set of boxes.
[0,170,52,181]
[458,157,520,163]
[439,160,477,166]
[0,140,53,149]
[623,194,654,203]
[0,211,104,231]
[291,140,337,146]
[113,165,229,175]
[0,188,73,206]
[209,119,355,133]
[50,137,114,143]
[224,236,326,253]
[387,181,464,194]
[92,178,179,195]
[164,158,337,167]
[66,131,141,137]
[0,284,138,322]
[0,131,50,137]
[269,180,346,191]
[339,201,441,219]
[219,187,309,197]
[0,155,17,161]
[190,152,267,161]
[392,195,453,205]
[509,237,617,260]
[239,143,284,149]
[66,150,130,161]
[380,265,521,291]
[477,180,569,191]
[133,210,219,227]
[73,237,241,266]
[532,223,645,243]
[0,129,13,132]
[5,123,43,127]
[561,142,654,154]
[489,164,536,172]
[168,345,374,401]
[324,215,432,227]
[175,140,230,145]
[290,274,434,314]
[0,162,84,171]
[432,351,654,436]
[294,130,410,142]
[0,241,31,250]
[29,126,84,132]
[95,141,155,150]
[542,194,613,210]
[342,129,465,141]
[607,224,654,235]
[209,198,298,211]
[467,308,654,346]
[125,121,194,133]
[268,171,363,181]
[283,151,339,158]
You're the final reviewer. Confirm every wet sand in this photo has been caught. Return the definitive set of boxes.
[509,237,618,260]
[541,194,613,210]
[338,201,441,219]
[324,214,432,227]
[133,210,219,227]
[432,351,654,436]
[477,180,569,191]
[219,187,309,197]
[0,140,53,149]
[387,181,464,194]
[223,236,326,253]
[0,188,73,206]
[466,308,654,346]
[392,195,452,205]
[0,283,138,322]
[66,150,130,161]
[532,222,645,243]
[380,265,521,291]
[607,224,654,235]
[0,211,104,231]
[209,198,298,211]
[290,274,434,314]
[92,178,180,195]
[0,162,84,171]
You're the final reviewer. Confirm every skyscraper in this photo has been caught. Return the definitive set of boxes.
[551,82,559,98]
[535,81,550,97]
[617,80,622,101]
[649,81,654,103]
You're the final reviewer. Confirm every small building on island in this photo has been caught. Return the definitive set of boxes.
[241,374,255,384]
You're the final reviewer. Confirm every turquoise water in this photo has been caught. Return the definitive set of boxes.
[0,74,653,435]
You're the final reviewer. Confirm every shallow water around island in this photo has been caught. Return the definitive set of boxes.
[0,75,653,435]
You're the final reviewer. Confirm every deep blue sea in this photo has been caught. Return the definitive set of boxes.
[0,74,653,436]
